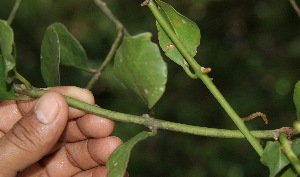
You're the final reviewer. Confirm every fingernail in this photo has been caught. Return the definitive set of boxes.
[34,93,59,124]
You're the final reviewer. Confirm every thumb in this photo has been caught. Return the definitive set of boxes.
[0,92,69,176]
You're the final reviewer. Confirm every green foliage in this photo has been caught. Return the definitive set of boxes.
[294,81,300,121]
[41,24,60,86]
[50,23,95,72]
[261,139,300,177]
[0,55,16,100]
[113,33,167,109]
[155,0,201,66]
[0,19,15,84]
[1,0,300,176]
[0,20,17,100]
[107,131,153,177]
[41,23,94,86]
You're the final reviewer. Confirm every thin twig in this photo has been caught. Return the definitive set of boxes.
[15,70,31,89]
[94,0,123,30]
[85,29,123,89]
[290,0,300,19]
[86,0,125,89]
[7,0,22,25]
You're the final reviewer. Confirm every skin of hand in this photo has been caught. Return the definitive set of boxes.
[0,86,123,177]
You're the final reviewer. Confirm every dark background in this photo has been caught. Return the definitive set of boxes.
[1,0,300,176]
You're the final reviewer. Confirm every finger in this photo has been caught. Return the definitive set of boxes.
[0,100,23,133]
[75,136,122,166]
[0,131,4,139]
[60,120,86,142]
[48,86,95,118]
[17,163,43,177]
[19,164,109,177]
[76,114,115,138]
[73,167,129,177]
[19,164,129,177]
[66,136,122,168]
[17,86,95,119]
[0,92,68,177]
[34,136,122,177]
[60,114,115,143]
[72,166,108,177]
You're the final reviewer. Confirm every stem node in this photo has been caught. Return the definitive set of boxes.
[141,0,151,7]
[142,114,160,133]
[200,67,211,74]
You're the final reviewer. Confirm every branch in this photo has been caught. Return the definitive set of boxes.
[13,84,297,139]
[93,0,123,30]
[85,30,123,89]
[290,0,300,19]
[147,0,264,156]
[7,0,22,25]
[86,0,125,89]
[15,70,31,88]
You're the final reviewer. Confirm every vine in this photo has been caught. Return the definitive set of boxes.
[1,0,300,176]
[13,84,283,139]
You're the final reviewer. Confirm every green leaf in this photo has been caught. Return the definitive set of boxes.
[41,25,61,86]
[41,23,94,86]
[107,131,153,177]
[113,33,167,109]
[294,81,300,121]
[279,167,297,177]
[155,0,201,66]
[49,23,94,72]
[0,20,17,100]
[261,139,300,177]
[0,55,17,100]
[0,19,16,84]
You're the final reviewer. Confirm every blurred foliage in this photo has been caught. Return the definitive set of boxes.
[1,0,300,176]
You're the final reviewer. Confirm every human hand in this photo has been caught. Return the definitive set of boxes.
[0,86,123,177]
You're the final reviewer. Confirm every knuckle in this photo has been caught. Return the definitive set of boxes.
[8,120,43,152]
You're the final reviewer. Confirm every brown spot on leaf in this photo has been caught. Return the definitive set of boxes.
[166,44,174,50]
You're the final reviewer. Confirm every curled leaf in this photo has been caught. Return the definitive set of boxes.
[41,25,60,86]
[0,55,17,100]
[50,23,95,73]
[0,19,16,84]
[155,0,201,66]
[107,131,154,177]
[261,139,300,177]
[40,23,94,86]
[0,20,17,100]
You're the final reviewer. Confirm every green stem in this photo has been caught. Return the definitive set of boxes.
[290,0,300,19]
[94,0,123,30]
[15,70,31,88]
[7,0,22,25]
[280,133,300,174]
[86,0,125,89]
[13,84,294,139]
[86,30,123,89]
[147,0,264,156]
[182,65,197,79]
